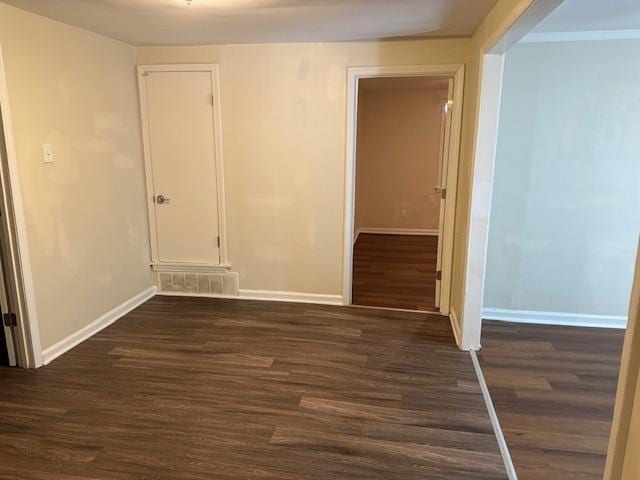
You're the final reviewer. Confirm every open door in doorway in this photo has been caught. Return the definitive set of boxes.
[434,79,454,309]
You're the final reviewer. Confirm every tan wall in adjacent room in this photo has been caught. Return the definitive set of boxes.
[354,85,448,234]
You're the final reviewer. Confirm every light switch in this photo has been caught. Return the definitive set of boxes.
[42,144,54,164]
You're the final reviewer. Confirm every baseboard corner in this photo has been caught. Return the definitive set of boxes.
[41,286,157,365]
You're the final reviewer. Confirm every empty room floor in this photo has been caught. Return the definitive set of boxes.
[0,296,507,480]
[479,321,625,480]
[352,234,438,311]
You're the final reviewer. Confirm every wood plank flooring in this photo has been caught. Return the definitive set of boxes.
[352,233,437,311]
[478,321,625,480]
[0,296,507,480]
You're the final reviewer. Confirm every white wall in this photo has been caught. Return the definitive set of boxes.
[484,39,640,319]
[138,40,470,296]
[0,3,152,350]
[354,86,447,233]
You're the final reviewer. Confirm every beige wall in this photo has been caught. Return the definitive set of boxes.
[0,3,152,350]
[138,39,471,295]
[354,86,448,233]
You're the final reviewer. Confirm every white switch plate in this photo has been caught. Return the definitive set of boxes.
[42,144,54,163]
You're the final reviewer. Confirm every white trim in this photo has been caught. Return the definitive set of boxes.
[470,351,518,480]
[342,64,465,316]
[0,44,43,368]
[449,308,463,349]
[461,54,505,351]
[137,64,229,266]
[356,227,439,237]
[483,308,628,329]
[42,287,157,365]
[157,289,343,306]
[239,289,343,306]
[521,29,640,44]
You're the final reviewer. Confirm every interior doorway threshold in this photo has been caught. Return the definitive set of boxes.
[470,350,518,480]
[348,303,442,316]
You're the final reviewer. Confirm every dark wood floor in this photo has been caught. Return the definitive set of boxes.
[479,321,625,480]
[0,296,507,480]
[352,233,437,311]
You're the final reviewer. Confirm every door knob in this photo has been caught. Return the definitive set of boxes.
[156,194,170,204]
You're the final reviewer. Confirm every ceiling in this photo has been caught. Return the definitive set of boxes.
[532,0,640,33]
[0,0,497,47]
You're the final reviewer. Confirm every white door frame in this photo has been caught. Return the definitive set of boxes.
[137,64,229,268]
[342,64,465,315]
[0,43,43,368]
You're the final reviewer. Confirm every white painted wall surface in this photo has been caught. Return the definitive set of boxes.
[484,39,640,319]
[0,3,152,350]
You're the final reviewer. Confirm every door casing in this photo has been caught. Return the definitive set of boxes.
[342,64,465,318]
[0,42,43,368]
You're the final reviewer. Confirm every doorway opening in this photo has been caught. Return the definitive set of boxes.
[462,1,640,478]
[342,65,464,317]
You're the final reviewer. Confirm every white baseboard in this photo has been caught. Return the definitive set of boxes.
[239,289,343,306]
[357,227,439,237]
[157,289,344,306]
[42,286,157,365]
[482,307,627,329]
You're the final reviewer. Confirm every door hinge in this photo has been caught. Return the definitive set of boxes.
[210,94,214,106]
[440,188,447,199]
[3,312,17,328]
[436,270,442,281]
[217,236,221,248]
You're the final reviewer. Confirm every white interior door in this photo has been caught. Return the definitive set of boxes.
[144,70,221,264]
[435,79,454,309]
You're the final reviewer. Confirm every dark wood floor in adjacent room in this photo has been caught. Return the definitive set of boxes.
[352,233,437,311]
[0,296,506,480]
[478,321,625,480]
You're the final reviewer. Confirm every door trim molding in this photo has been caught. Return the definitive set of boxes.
[0,43,43,368]
[137,63,229,266]
[342,64,465,315]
